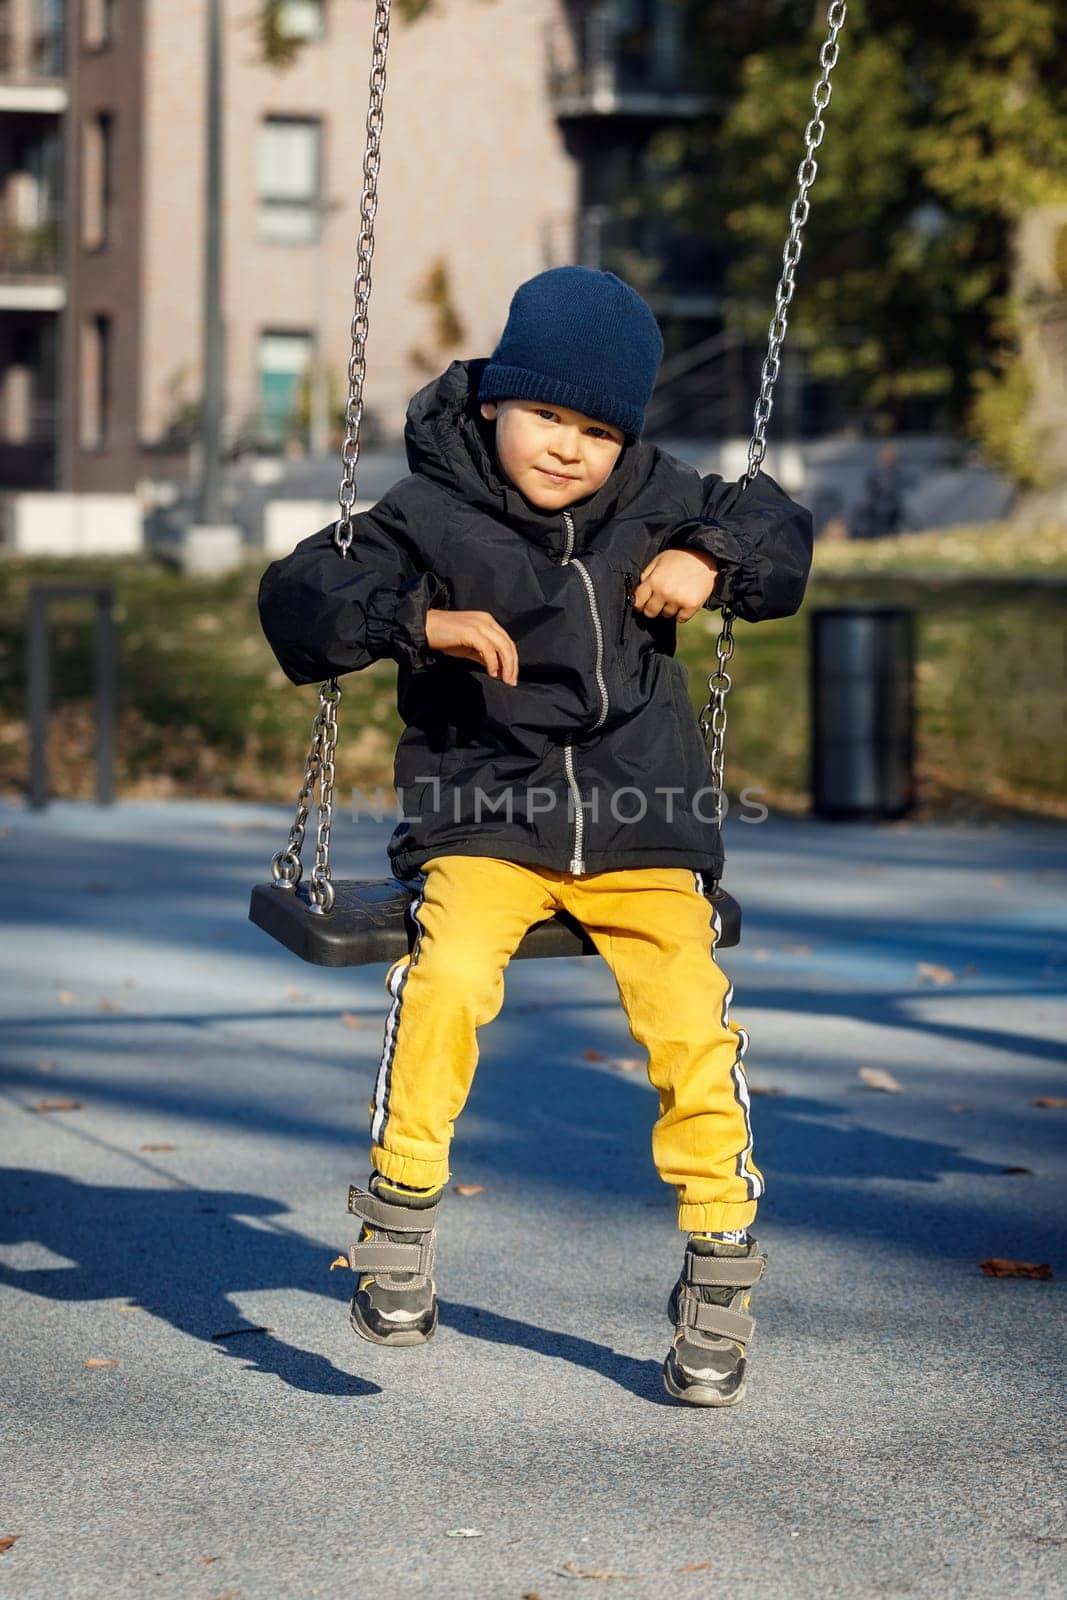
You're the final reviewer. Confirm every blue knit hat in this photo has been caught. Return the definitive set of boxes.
[477,266,664,443]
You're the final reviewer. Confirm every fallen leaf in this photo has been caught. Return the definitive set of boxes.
[445,1529,483,1538]
[140,1143,177,1152]
[209,1590,241,1600]
[0,1536,21,1555]
[858,1066,903,1094]
[340,1012,365,1029]
[561,1560,640,1581]
[200,1554,222,1564]
[676,1563,714,1574]
[749,1085,785,1097]
[453,1184,485,1197]
[979,1258,1053,1280]
[31,1099,83,1113]
[56,991,78,1005]
[85,1357,120,1368]
[210,1326,275,1341]
[1033,1096,1067,1109]
[1001,1166,1034,1176]
[916,961,957,986]
[328,1255,350,1271]
[950,1104,972,1113]
[98,998,122,1013]
[582,1048,606,1061]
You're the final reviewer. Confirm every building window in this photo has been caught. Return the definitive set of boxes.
[83,0,118,50]
[257,117,321,244]
[258,330,312,447]
[82,111,114,250]
[81,314,112,450]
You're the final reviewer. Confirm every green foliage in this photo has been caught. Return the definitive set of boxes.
[407,258,468,377]
[668,0,1067,446]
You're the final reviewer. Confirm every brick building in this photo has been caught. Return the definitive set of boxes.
[0,0,721,495]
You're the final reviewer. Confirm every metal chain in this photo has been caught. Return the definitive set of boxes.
[698,0,847,868]
[269,0,392,914]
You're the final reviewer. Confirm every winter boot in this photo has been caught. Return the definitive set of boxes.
[346,1172,442,1347]
[662,1234,767,1407]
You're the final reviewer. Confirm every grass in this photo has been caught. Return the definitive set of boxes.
[0,520,1064,822]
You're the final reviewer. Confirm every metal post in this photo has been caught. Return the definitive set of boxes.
[27,588,49,810]
[199,0,224,523]
[94,589,116,805]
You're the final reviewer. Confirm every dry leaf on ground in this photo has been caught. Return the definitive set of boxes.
[200,1555,221,1564]
[561,1560,640,1581]
[31,1099,83,1113]
[916,962,957,986]
[582,1048,606,1060]
[1033,1096,1067,1109]
[85,1357,120,1368]
[140,1143,177,1152]
[979,1258,1053,1280]
[676,1564,714,1574]
[0,1537,21,1555]
[328,1255,349,1271]
[453,1184,485,1197]
[858,1066,903,1094]
[445,1529,483,1538]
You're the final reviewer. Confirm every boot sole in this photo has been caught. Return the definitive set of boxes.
[349,1298,439,1348]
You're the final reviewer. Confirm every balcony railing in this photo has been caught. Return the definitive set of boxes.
[0,220,62,275]
[0,23,66,80]
[543,206,724,311]
[545,4,713,118]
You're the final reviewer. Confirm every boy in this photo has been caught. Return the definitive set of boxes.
[258,266,813,1407]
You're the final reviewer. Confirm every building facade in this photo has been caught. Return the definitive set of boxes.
[0,0,726,494]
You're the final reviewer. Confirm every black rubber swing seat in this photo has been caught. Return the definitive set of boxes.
[248,875,741,968]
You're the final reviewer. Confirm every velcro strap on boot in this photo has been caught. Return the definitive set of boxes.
[678,1290,756,1346]
[347,1184,441,1233]
[347,1237,436,1276]
[684,1248,766,1291]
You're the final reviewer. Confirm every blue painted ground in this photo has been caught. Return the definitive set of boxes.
[1,800,1065,1599]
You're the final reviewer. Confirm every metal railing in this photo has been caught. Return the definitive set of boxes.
[0,219,62,275]
[545,3,712,113]
[27,584,117,810]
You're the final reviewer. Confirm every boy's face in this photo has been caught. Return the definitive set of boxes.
[479,398,625,510]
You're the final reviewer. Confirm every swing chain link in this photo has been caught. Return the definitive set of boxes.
[697,0,846,884]
[273,0,393,913]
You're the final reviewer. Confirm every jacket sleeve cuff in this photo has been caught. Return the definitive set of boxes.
[364,569,452,671]
[665,519,747,610]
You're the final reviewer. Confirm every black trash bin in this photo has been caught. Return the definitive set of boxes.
[809,604,915,820]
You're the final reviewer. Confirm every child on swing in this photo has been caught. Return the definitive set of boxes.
[258,266,813,1406]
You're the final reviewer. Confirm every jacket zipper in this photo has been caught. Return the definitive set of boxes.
[559,510,609,873]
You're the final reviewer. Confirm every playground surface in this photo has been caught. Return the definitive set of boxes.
[1,799,1065,1599]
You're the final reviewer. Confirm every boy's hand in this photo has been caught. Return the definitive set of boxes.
[424,608,519,686]
[632,549,721,623]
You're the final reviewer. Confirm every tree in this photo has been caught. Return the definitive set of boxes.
[661,0,1067,468]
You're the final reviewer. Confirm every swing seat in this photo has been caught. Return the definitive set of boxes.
[248,875,741,968]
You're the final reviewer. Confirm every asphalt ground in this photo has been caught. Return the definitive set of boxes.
[1,800,1065,1600]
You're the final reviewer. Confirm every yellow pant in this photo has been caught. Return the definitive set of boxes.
[369,855,763,1233]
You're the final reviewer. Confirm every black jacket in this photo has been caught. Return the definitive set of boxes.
[258,357,813,883]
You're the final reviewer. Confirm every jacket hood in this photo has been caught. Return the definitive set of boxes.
[403,357,673,543]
